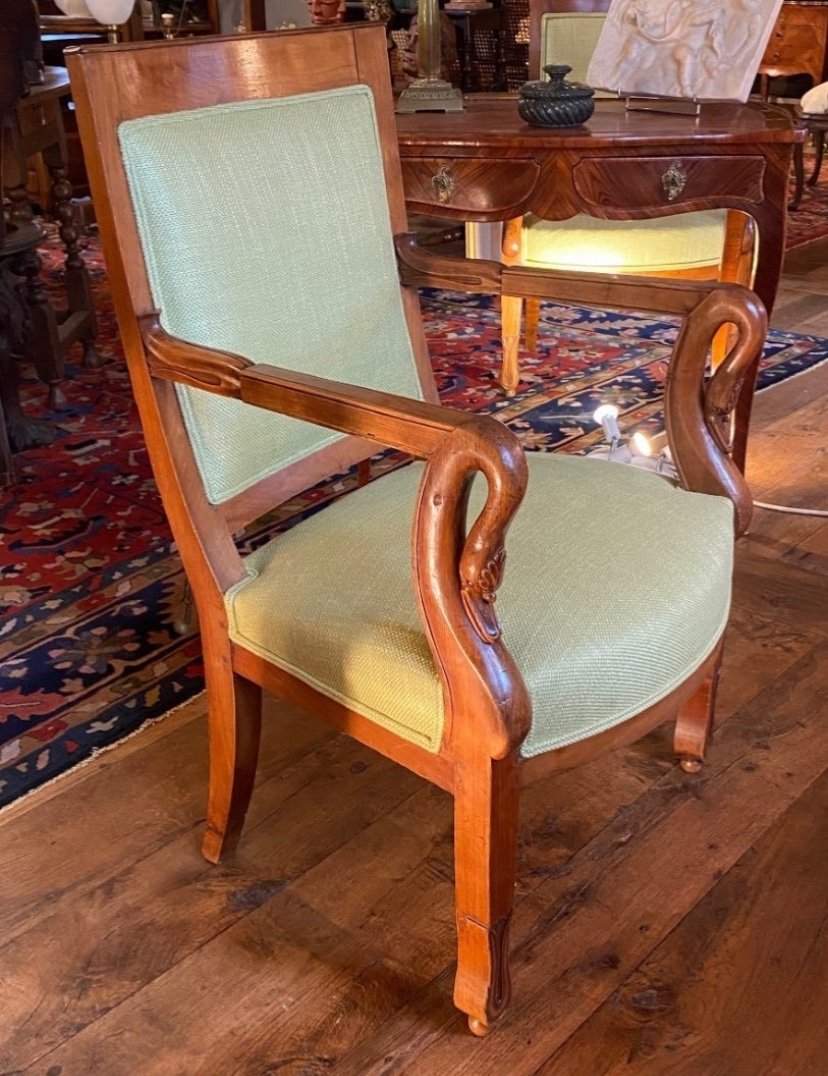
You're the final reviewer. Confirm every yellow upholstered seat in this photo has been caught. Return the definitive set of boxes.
[227,454,733,757]
[522,211,730,275]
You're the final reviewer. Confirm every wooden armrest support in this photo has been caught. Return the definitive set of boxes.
[142,314,522,462]
[142,314,474,455]
[240,365,476,459]
[667,287,766,536]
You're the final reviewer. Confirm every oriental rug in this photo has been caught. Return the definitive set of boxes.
[786,177,828,250]
[1,236,827,809]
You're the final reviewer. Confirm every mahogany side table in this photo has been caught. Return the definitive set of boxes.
[2,65,100,404]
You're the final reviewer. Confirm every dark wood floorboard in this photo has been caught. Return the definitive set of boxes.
[1,240,826,1075]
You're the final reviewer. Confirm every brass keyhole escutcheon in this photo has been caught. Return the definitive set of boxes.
[662,162,687,202]
[431,167,455,204]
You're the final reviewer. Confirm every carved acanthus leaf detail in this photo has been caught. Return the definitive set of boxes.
[705,368,746,456]
[461,546,507,644]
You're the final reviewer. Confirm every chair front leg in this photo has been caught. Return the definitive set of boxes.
[500,216,525,396]
[453,752,521,1035]
[202,661,263,864]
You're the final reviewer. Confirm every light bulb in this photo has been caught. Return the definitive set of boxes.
[631,431,652,457]
[593,403,621,444]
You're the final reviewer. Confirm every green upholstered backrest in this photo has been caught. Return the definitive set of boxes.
[540,12,612,97]
[119,87,422,505]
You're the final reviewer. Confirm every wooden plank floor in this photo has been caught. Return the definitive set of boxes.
[2,243,827,1075]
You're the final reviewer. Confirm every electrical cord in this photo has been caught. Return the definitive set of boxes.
[753,500,828,518]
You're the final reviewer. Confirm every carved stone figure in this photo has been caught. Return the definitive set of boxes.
[588,0,783,102]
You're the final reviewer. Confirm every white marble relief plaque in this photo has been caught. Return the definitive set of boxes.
[586,0,785,102]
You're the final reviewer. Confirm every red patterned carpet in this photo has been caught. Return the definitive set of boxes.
[1,232,827,808]
[787,180,828,249]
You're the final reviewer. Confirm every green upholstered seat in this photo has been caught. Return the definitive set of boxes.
[226,454,733,757]
[118,88,422,506]
[522,211,729,274]
[528,13,727,277]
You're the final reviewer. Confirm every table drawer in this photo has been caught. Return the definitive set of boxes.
[18,98,61,137]
[402,157,540,215]
[573,155,766,210]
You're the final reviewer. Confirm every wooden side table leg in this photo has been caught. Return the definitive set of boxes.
[49,165,103,370]
[0,264,56,453]
[15,247,67,410]
[789,141,805,211]
[808,128,826,187]
[6,184,34,224]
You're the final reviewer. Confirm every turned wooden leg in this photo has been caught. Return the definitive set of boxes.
[5,184,34,224]
[500,216,524,397]
[201,669,263,864]
[16,246,67,410]
[674,651,722,774]
[453,754,520,1035]
[808,129,826,187]
[49,164,101,368]
[500,294,522,397]
[524,298,541,355]
[789,141,805,211]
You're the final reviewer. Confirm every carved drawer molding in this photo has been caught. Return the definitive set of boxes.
[572,155,766,211]
[401,157,541,217]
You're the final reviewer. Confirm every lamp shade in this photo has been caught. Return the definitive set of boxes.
[85,0,136,23]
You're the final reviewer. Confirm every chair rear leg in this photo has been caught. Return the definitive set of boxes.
[202,670,262,864]
[524,298,541,354]
[674,651,722,774]
[453,754,520,1035]
[500,294,522,397]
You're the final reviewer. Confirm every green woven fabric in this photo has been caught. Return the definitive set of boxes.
[225,454,734,756]
[523,211,728,273]
[119,88,422,505]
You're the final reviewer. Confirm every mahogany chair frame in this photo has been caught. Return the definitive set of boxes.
[68,25,764,1035]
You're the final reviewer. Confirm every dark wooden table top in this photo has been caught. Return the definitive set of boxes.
[396,97,803,153]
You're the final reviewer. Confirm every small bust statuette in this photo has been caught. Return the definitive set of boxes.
[307,0,346,25]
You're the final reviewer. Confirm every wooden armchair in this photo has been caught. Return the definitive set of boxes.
[68,25,764,1035]
[484,0,756,397]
